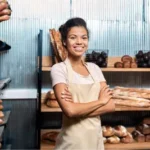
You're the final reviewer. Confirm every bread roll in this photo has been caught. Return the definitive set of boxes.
[0,111,4,119]
[121,55,132,62]
[49,90,56,99]
[103,137,107,144]
[102,126,115,137]
[42,131,59,143]
[131,62,138,68]
[0,105,3,110]
[136,124,150,135]
[132,130,145,142]
[114,62,123,68]
[46,99,60,108]
[121,132,134,143]
[123,61,131,68]
[142,117,150,125]
[145,135,150,142]
[107,135,120,144]
[114,125,128,137]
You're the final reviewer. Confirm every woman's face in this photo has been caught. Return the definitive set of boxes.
[65,26,88,57]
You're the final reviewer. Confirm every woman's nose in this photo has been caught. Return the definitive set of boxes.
[76,37,82,44]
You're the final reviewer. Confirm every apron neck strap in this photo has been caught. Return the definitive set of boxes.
[64,58,97,83]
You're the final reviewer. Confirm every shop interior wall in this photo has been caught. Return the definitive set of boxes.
[0,0,150,89]
[0,0,150,148]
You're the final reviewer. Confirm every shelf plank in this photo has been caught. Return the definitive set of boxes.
[41,140,150,150]
[40,128,150,150]
[42,66,150,72]
[41,103,150,112]
[40,56,150,72]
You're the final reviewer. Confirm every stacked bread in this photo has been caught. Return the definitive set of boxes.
[0,100,4,125]
[114,55,137,68]
[112,86,150,108]
[132,117,150,142]
[42,131,59,144]
[44,91,60,108]
[102,125,134,144]
[49,29,68,63]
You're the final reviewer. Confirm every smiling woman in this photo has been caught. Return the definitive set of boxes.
[50,17,115,150]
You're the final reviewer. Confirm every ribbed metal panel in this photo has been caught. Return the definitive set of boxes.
[0,0,70,88]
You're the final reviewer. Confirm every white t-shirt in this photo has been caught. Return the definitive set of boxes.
[50,61,106,87]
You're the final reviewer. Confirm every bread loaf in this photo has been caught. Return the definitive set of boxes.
[121,55,132,62]
[0,111,4,119]
[102,126,115,137]
[114,62,123,68]
[121,132,134,143]
[114,125,128,137]
[107,135,120,144]
[46,99,60,108]
[103,137,107,143]
[42,131,59,143]
[142,117,150,125]
[145,135,150,142]
[132,130,145,142]
[136,124,150,135]
[131,62,138,68]
[123,61,131,68]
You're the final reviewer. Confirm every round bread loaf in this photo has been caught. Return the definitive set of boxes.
[49,90,56,99]
[114,62,123,68]
[121,55,132,62]
[107,135,120,144]
[102,126,115,137]
[114,125,128,137]
[46,99,60,108]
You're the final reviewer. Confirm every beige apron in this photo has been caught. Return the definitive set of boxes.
[54,59,104,150]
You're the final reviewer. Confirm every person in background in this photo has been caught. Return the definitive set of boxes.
[0,0,11,22]
[51,17,115,150]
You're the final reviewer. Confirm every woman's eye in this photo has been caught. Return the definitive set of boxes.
[70,37,76,39]
[83,37,88,40]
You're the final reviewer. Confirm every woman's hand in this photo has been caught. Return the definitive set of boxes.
[61,87,73,102]
[99,85,112,105]
[103,98,115,113]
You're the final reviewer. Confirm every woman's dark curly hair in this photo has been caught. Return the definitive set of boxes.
[59,17,89,43]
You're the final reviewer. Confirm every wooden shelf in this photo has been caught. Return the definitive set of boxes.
[41,103,150,112]
[41,66,150,72]
[41,141,150,150]
[40,56,150,72]
[40,128,150,150]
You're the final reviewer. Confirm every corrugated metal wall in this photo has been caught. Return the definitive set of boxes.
[0,0,150,89]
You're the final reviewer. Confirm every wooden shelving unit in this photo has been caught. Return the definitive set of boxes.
[39,55,150,150]
[40,129,150,150]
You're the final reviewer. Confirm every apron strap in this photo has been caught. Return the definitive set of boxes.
[64,58,97,83]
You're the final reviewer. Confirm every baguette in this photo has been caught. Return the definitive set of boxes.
[114,86,150,94]
[114,99,150,107]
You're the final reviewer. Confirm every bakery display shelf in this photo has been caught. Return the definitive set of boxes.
[41,66,150,72]
[0,111,11,126]
[40,56,150,72]
[41,103,150,112]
